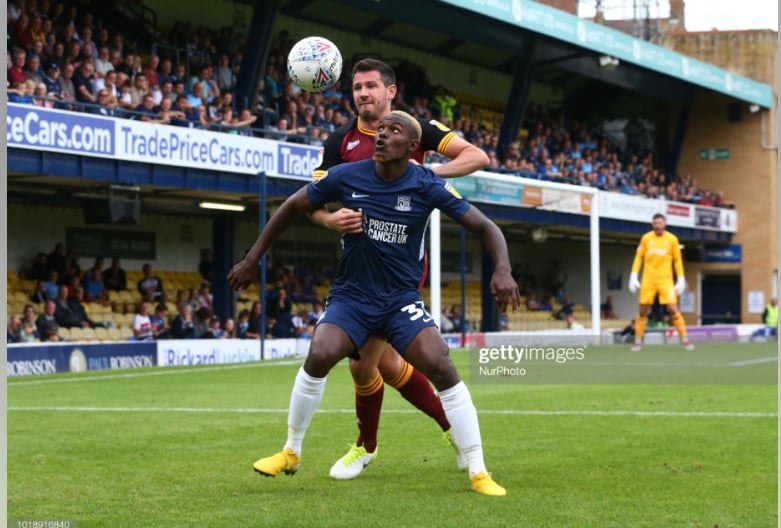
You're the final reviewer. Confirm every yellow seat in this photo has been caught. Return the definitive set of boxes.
[69,327,85,341]
[57,327,71,340]
[81,327,97,341]
[94,326,110,341]
[119,327,134,340]
[107,327,122,341]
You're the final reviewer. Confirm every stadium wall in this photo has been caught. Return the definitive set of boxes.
[662,29,779,324]
[677,90,777,324]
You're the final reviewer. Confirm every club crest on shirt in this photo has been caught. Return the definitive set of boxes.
[395,195,412,212]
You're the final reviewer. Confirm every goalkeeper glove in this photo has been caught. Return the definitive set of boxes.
[674,277,686,295]
[628,272,640,293]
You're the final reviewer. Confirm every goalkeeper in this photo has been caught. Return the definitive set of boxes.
[627,213,694,352]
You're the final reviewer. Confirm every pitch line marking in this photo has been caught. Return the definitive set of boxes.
[6,406,777,418]
[6,359,305,386]
[728,356,779,366]
[8,355,777,387]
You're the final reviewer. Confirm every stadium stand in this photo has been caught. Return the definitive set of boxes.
[4,0,730,337]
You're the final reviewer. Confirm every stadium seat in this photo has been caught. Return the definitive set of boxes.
[57,327,71,340]
[94,326,110,341]
[119,327,134,340]
[69,327,85,341]
[81,327,98,341]
[107,327,122,341]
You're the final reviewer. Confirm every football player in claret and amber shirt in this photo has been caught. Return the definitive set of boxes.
[628,213,694,352]
[307,58,490,480]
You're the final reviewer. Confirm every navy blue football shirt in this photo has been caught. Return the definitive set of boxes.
[307,159,470,299]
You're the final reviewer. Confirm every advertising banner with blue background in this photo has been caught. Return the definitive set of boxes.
[7,104,319,180]
[7,342,156,377]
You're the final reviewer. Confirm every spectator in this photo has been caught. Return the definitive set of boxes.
[555,295,575,320]
[8,316,23,343]
[149,303,171,339]
[137,263,164,301]
[103,258,127,291]
[308,300,325,324]
[53,285,95,328]
[142,54,160,90]
[197,283,213,309]
[132,302,154,341]
[8,48,28,84]
[58,61,76,103]
[439,306,455,332]
[8,81,33,104]
[31,279,50,303]
[22,304,38,327]
[20,319,41,343]
[269,312,298,338]
[42,63,61,99]
[171,304,198,339]
[36,299,58,341]
[601,295,617,319]
[49,41,66,71]
[158,59,175,85]
[203,315,224,339]
[133,94,168,123]
[43,269,60,299]
[88,89,115,116]
[222,317,237,339]
[72,60,96,104]
[24,53,43,83]
[129,73,149,107]
[267,287,291,319]
[236,309,251,339]
[83,267,106,302]
[214,53,234,92]
[450,304,471,333]
[565,313,584,330]
[246,301,263,339]
[32,82,54,107]
[94,46,113,77]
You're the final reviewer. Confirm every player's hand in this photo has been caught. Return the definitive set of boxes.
[628,272,640,293]
[324,208,363,234]
[674,277,686,295]
[227,259,260,291]
[491,270,521,313]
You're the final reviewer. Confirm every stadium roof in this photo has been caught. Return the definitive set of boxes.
[280,0,772,108]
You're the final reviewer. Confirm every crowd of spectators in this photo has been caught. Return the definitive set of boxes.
[8,238,329,343]
[6,0,730,207]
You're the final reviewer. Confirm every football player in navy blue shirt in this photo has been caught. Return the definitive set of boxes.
[228,111,519,496]
[311,58,491,480]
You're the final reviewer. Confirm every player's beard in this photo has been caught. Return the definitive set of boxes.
[358,95,389,122]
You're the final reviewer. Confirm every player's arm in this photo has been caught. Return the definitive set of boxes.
[308,133,363,233]
[228,187,317,290]
[671,235,686,294]
[431,135,490,179]
[629,235,646,292]
[421,120,489,178]
[456,206,520,312]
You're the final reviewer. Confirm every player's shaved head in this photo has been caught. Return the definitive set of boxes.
[386,110,422,141]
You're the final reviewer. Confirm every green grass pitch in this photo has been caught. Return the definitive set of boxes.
[7,342,778,527]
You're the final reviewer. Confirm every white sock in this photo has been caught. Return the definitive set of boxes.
[283,367,327,456]
[439,381,487,477]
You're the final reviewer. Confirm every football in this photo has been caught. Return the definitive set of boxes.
[287,36,343,93]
